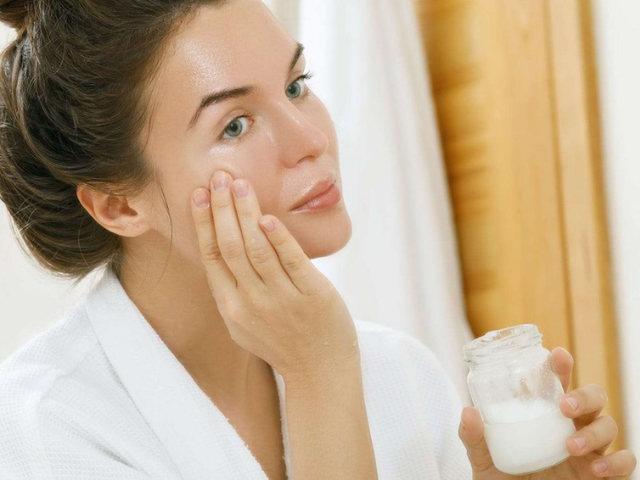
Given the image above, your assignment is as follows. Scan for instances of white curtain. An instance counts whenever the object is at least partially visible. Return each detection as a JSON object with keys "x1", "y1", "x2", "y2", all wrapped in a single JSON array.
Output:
[
  {"x1": 591, "y1": 0, "x2": 640, "y2": 464},
  {"x1": 263, "y1": 0, "x2": 474, "y2": 405}
]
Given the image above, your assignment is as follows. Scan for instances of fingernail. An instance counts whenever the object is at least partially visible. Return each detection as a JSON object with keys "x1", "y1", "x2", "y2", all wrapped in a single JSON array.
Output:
[
  {"x1": 564, "y1": 395, "x2": 579, "y2": 411},
  {"x1": 214, "y1": 172, "x2": 230, "y2": 191},
  {"x1": 593, "y1": 461, "x2": 607, "y2": 474},
  {"x1": 571, "y1": 434, "x2": 587, "y2": 450},
  {"x1": 233, "y1": 180, "x2": 248, "y2": 198},
  {"x1": 193, "y1": 189, "x2": 210, "y2": 209},
  {"x1": 260, "y1": 217, "x2": 275, "y2": 232}
]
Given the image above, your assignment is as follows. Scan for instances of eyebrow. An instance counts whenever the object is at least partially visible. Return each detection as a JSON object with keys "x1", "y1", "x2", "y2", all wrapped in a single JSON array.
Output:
[{"x1": 186, "y1": 42, "x2": 305, "y2": 131}]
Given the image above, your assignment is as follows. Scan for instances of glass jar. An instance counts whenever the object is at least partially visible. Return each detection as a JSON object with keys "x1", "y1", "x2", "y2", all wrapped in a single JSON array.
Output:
[{"x1": 462, "y1": 324, "x2": 576, "y2": 475}]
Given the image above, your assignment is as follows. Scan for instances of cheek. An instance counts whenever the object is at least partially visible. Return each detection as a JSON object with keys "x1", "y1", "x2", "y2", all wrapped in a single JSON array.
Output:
[
  {"x1": 145, "y1": 166, "x2": 204, "y2": 252},
  {"x1": 206, "y1": 149, "x2": 282, "y2": 211},
  {"x1": 160, "y1": 194, "x2": 207, "y2": 267},
  {"x1": 153, "y1": 162, "x2": 279, "y2": 245},
  {"x1": 154, "y1": 190, "x2": 197, "y2": 247}
]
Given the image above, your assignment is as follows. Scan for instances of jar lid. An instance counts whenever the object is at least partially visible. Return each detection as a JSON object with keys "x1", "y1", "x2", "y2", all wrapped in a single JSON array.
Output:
[{"x1": 462, "y1": 324, "x2": 542, "y2": 366}]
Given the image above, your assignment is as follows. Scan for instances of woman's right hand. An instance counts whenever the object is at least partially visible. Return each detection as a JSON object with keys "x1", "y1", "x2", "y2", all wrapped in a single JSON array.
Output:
[{"x1": 190, "y1": 170, "x2": 359, "y2": 382}]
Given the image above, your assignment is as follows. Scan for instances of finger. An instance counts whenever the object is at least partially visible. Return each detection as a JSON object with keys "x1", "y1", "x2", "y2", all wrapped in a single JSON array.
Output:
[
  {"x1": 560, "y1": 383, "x2": 608, "y2": 429},
  {"x1": 591, "y1": 449, "x2": 638, "y2": 478},
  {"x1": 210, "y1": 171, "x2": 263, "y2": 288},
  {"x1": 458, "y1": 406, "x2": 495, "y2": 473},
  {"x1": 551, "y1": 346, "x2": 574, "y2": 393},
  {"x1": 191, "y1": 187, "x2": 236, "y2": 300},
  {"x1": 566, "y1": 415, "x2": 618, "y2": 457},
  {"x1": 230, "y1": 178, "x2": 295, "y2": 292},
  {"x1": 258, "y1": 214, "x2": 325, "y2": 296}
]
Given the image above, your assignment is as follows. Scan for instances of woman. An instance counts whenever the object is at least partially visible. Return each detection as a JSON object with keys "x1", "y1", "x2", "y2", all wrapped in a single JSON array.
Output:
[{"x1": 0, "y1": 0, "x2": 635, "y2": 478}]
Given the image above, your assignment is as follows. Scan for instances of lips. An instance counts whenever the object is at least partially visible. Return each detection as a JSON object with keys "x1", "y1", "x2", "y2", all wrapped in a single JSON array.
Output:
[{"x1": 291, "y1": 174, "x2": 337, "y2": 211}]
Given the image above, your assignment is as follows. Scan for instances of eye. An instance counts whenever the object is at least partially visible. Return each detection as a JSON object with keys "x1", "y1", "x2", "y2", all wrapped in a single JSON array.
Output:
[
  {"x1": 219, "y1": 70, "x2": 316, "y2": 143},
  {"x1": 221, "y1": 115, "x2": 251, "y2": 141},
  {"x1": 286, "y1": 70, "x2": 315, "y2": 100}
]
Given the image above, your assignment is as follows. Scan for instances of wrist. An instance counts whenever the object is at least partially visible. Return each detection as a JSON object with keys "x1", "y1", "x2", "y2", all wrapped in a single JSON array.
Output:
[{"x1": 282, "y1": 353, "x2": 363, "y2": 392}]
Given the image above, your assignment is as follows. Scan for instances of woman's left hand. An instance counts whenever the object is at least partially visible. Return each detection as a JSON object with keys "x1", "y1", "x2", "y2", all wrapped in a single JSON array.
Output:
[{"x1": 458, "y1": 347, "x2": 637, "y2": 479}]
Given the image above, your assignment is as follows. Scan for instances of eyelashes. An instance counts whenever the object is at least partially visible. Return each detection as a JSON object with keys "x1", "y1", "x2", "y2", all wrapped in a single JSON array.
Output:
[
  {"x1": 219, "y1": 70, "x2": 316, "y2": 143},
  {"x1": 288, "y1": 70, "x2": 315, "y2": 97}
]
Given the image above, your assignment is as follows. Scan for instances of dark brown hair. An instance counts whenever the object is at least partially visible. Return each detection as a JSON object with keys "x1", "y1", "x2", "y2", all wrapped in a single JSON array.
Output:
[{"x1": 0, "y1": 0, "x2": 229, "y2": 286}]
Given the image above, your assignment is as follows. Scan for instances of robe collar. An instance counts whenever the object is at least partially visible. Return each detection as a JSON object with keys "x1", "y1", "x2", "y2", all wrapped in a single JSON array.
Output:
[{"x1": 86, "y1": 267, "x2": 290, "y2": 480}]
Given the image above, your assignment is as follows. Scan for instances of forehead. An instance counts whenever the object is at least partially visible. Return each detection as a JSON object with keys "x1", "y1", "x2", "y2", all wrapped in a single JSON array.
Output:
[{"x1": 157, "y1": 1, "x2": 294, "y2": 100}]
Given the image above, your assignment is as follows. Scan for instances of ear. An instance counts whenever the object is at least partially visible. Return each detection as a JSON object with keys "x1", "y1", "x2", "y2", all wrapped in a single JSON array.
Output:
[{"x1": 76, "y1": 184, "x2": 152, "y2": 238}]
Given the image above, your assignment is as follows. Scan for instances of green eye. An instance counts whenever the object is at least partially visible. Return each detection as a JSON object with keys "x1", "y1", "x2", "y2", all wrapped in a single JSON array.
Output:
[
  {"x1": 286, "y1": 71, "x2": 315, "y2": 99},
  {"x1": 287, "y1": 78, "x2": 304, "y2": 99},
  {"x1": 222, "y1": 116, "x2": 249, "y2": 139}
]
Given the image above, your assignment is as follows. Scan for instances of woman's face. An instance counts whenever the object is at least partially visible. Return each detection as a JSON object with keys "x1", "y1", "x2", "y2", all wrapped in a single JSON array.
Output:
[{"x1": 137, "y1": 0, "x2": 351, "y2": 268}]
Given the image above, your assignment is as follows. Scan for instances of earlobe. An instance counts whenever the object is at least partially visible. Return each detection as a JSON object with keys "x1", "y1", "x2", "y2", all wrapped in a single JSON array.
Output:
[{"x1": 76, "y1": 184, "x2": 151, "y2": 238}]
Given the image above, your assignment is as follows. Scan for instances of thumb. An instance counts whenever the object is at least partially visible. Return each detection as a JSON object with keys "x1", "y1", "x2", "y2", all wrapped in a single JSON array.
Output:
[{"x1": 459, "y1": 406, "x2": 495, "y2": 473}]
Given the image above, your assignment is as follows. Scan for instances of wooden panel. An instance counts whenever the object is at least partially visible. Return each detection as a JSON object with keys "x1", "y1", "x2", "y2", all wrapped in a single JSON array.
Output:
[
  {"x1": 547, "y1": 0, "x2": 624, "y2": 450},
  {"x1": 415, "y1": 0, "x2": 571, "y2": 349},
  {"x1": 415, "y1": 0, "x2": 625, "y2": 452}
]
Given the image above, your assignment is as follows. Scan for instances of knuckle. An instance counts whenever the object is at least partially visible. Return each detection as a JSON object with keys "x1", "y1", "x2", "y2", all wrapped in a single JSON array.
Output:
[
  {"x1": 195, "y1": 212, "x2": 213, "y2": 226},
  {"x1": 221, "y1": 239, "x2": 245, "y2": 260},
  {"x1": 571, "y1": 386, "x2": 593, "y2": 404},
  {"x1": 469, "y1": 449, "x2": 495, "y2": 474},
  {"x1": 201, "y1": 242, "x2": 224, "y2": 263},
  {"x1": 220, "y1": 298, "x2": 242, "y2": 320},
  {"x1": 247, "y1": 243, "x2": 273, "y2": 265},
  {"x1": 281, "y1": 253, "x2": 304, "y2": 272},
  {"x1": 212, "y1": 194, "x2": 233, "y2": 209},
  {"x1": 235, "y1": 205, "x2": 253, "y2": 220},
  {"x1": 303, "y1": 276, "x2": 332, "y2": 298},
  {"x1": 572, "y1": 387, "x2": 589, "y2": 406},
  {"x1": 248, "y1": 294, "x2": 269, "y2": 314},
  {"x1": 270, "y1": 231, "x2": 288, "y2": 247}
]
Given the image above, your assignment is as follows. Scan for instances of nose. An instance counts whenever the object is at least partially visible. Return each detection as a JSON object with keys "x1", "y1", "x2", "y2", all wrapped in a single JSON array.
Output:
[{"x1": 267, "y1": 97, "x2": 329, "y2": 168}]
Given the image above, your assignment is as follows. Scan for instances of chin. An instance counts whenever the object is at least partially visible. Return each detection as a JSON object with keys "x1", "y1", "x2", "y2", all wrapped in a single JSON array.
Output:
[{"x1": 292, "y1": 206, "x2": 353, "y2": 260}]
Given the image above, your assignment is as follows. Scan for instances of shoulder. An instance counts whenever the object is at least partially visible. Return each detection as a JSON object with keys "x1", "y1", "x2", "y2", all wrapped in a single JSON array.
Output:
[
  {"x1": 0, "y1": 301, "x2": 102, "y2": 422},
  {"x1": 0, "y1": 303, "x2": 93, "y2": 471},
  {"x1": 352, "y1": 317, "x2": 461, "y2": 418},
  {"x1": 353, "y1": 317, "x2": 442, "y2": 368},
  {"x1": 0, "y1": 301, "x2": 170, "y2": 478},
  {"x1": 0, "y1": 303, "x2": 127, "y2": 473},
  {"x1": 0, "y1": 301, "x2": 99, "y2": 402},
  {"x1": 352, "y1": 318, "x2": 472, "y2": 479}
]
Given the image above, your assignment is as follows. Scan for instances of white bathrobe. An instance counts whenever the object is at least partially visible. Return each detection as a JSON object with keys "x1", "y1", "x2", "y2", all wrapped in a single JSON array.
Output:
[{"x1": 0, "y1": 268, "x2": 472, "y2": 479}]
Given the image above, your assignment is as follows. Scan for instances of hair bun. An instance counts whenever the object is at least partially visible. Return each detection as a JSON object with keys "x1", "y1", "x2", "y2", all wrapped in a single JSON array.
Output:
[{"x1": 0, "y1": 0, "x2": 36, "y2": 31}]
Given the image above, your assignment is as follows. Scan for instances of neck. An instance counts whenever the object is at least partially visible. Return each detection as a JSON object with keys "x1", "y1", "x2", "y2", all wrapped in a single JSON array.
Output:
[{"x1": 117, "y1": 241, "x2": 270, "y2": 401}]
